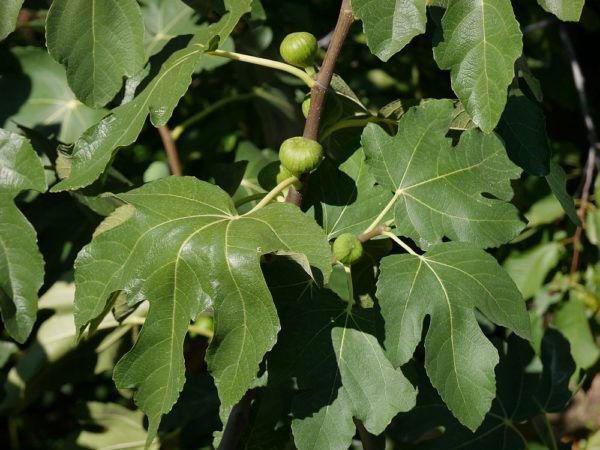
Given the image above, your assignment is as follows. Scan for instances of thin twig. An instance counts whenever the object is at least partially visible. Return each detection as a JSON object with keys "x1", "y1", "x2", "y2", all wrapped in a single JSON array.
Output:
[
  {"x1": 522, "y1": 17, "x2": 556, "y2": 34},
  {"x1": 158, "y1": 125, "x2": 183, "y2": 176},
  {"x1": 217, "y1": 390, "x2": 254, "y2": 450},
  {"x1": 559, "y1": 27, "x2": 599, "y2": 275}
]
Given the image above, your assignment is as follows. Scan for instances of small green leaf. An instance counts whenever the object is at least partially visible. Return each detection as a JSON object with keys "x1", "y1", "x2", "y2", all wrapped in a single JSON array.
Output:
[
  {"x1": 46, "y1": 0, "x2": 146, "y2": 108},
  {"x1": 503, "y1": 242, "x2": 564, "y2": 299},
  {"x1": 73, "y1": 177, "x2": 331, "y2": 445},
  {"x1": 498, "y1": 91, "x2": 551, "y2": 176},
  {"x1": 433, "y1": 0, "x2": 523, "y2": 132},
  {"x1": 546, "y1": 161, "x2": 580, "y2": 225},
  {"x1": 554, "y1": 299, "x2": 600, "y2": 370},
  {"x1": 377, "y1": 242, "x2": 529, "y2": 430},
  {"x1": 0, "y1": 0, "x2": 23, "y2": 41},
  {"x1": 51, "y1": 0, "x2": 252, "y2": 192},
  {"x1": 362, "y1": 100, "x2": 523, "y2": 248},
  {"x1": 537, "y1": 0, "x2": 585, "y2": 22},
  {"x1": 0, "y1": 129, "x2": 47, "y2": 343},
  {"x1": 352, "y1": 0, "x2": 427, "y2": 61}
]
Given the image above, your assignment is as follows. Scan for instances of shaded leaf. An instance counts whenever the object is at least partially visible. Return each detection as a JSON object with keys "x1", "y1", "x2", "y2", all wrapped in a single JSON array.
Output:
[
  {"x1": 0, "y1": 129, "x2": 47, "y2": 343},
  {"x1": 362, "y1": 99, "x2": 523, "y2": 249},
  {"x1": 352, "y1": 0, "x2": 427, "y2": 61},
  {"x1": 377, "y1": 242, "x2": 529, "y2": 430},
  {"x1": 546, "y1": 161, "x2": 580, "y2": 225},
  {"x1": 266, "y1": 261, "x2": 416, "y2": 450},
  {"x1": 433, "y1": 0, "x2": 523, "y2": 132},
  {"x1": 498, "y1": 90, "x2": 551, "y2": 176},
  {"x1": 0, "y1": 341, "x2": 17, "y2": 369},
  {"x1": 73, "y1": 177, "x2": 331, "y2": 445},
  {"x1": 0, "y1": 47, "x2": 106, "y2": 144},
  {"x1": 141, "y1": 0, "x2": 203, "y2": 58},
  {"x1": 391, "y1": 330, "x2": 574, "y2": 449},
  {"x1": 308, "y1": 149, "x2": 393, "y2": 240}
]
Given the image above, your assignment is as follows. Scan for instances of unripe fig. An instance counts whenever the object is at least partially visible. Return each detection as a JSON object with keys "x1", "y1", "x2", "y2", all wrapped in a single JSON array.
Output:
[
  {"x1": 280, "y1": 32, "x2": 318, "y2": 68},
  {"x1": 279, "y1": 137, "x2": 323, "y2": 175},
  {"x1": 333, "y1": 233, "x2": 363, "y2": 265},
  {"x1": 276, "y1": 165, "x2": 303, "y2": 189}
]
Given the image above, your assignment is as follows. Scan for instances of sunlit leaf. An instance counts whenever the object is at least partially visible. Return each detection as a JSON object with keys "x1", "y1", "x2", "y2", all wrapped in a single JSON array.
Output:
[
  {"x1": 377, "y1": 242, "x2": 529, "y2": 430},
  {"x1": 47, "y1": 0, "x2": 145, "y2": 107},
  {"x1": 73, "y1": 177, "x2": 331, "y2": 445},
  {"x1": 433, "y1": 0, "x2": 523, "y2": 132}
]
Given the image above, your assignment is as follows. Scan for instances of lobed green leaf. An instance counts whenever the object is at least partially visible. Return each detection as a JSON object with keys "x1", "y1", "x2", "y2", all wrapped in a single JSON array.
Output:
[
  {"x1": 433, "y1": 0, "x2": 523, "y2": 132},
  {"x1": 377, "y1": 242, "x2": 530, "y2": 430},
  {"x1": 73, "y1": 176, "x2": 331, "y2": 446},
  {"x1": 362, "y1": 99, "x2": 524, "y2": 248}
]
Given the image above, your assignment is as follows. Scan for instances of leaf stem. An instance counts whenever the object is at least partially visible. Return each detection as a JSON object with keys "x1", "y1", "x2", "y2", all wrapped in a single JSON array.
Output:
[
  {"x1": 344, "y1": 265, "x2": 354, "y2": 312},
  {"x1": 320, "y1": 115, "x2": 398, "y2": 141},
  {"x1": 157, "y1": 125, "x2": 183, "y2": 176},
  {"x1": 234, "y1": 193, "x2": 267, "y2": 208},
  {"x1": 207, "y1": 50, "x2": 316, "y2": 88},
  {"x1": 383, "y1": 231, "x2": 418, "y2": 256},
  {"x1": 364, "y1": 191, "x2": 400, "y2": 234},
  {"x1": 246, "y1": 177, "x2": 298, "y2": 214}
]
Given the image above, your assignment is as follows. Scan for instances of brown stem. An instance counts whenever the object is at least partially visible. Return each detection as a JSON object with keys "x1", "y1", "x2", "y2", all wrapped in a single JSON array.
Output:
[
  {"x1": 303, "y1": 0, "x2": 354, "y2": 141},
  {"x1": 217, "y1": 390, "x2": 254, "y2": 450},
  {"x1": 285, "y1": 0, "x2": 354, "y2": 208},
  {"x1": 559, "y1": 27, "x2": 598, "y2": 275},
  {"x1": 358, "y1": 225, "x2": 387, "y2": 243},
  {"x1": 158, "y1": 125, "x2": 183, "y2": 176},
  {"x1": 353, "y1": 418, "x2": 378, "y2": 450}
]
